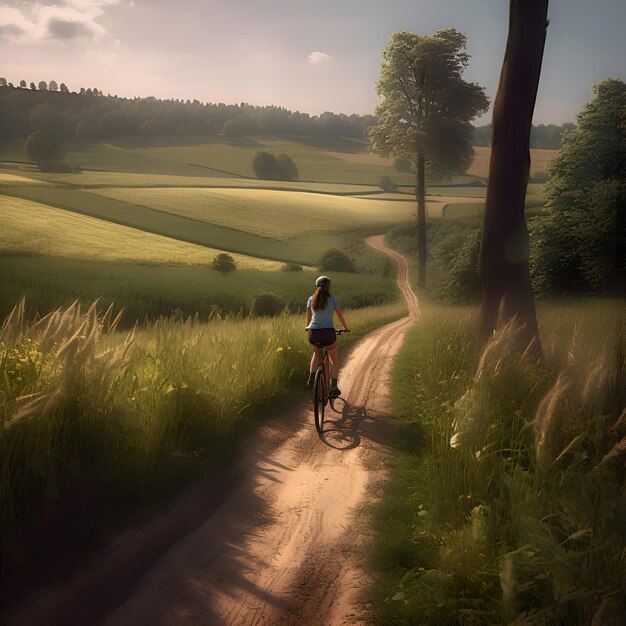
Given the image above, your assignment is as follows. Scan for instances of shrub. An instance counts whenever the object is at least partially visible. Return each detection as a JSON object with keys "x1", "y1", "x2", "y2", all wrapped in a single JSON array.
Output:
[
  {"x1": 39, "y1": 160, "x2": 72, "y2": 173},
  {"x1": 211, "y1": 253, "x2": 236, "y2": 274},
  {"x1": 394, "y1": 156, "x2": 412, "y2": 172},
  {"x1": 250, "y1": 292, "x2": 284, "y2": 317},
  {"x1": 24, "y1": 131, "x2": 61, "y2": 165},
  {"x1": 252, "y1": 151, "x2": 299, "y2": 180},
  {"x1": 276, "y1": 154, "x2": 298, "y2": 180},
  {"x1": 379, "y1": 175, "x2": 397, "y2": 192},
  {"x1": 318, "y1": 249, "x2": 355, "y2": 273},
  {"x1": 252, "y1": 151, "x2": 281, "y2": 179},
  {"x1": 281, "y1": 262, "x2": 303, "y2": 272}
]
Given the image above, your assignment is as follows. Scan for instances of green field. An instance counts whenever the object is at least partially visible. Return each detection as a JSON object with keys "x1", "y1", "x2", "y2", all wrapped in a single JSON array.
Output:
[
  {"x1": 91, "y1": 187, "x2": 417, "y2": 238},
  {"x1": 0, "y1": 195, "x2": 284, "y2": 269}
]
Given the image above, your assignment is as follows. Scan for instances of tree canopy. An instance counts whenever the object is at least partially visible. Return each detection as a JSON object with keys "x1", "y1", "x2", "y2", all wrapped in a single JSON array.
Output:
[
  {"x1": 369, "y1": 28, "x2": 488, "y2": 286},
  {"x1": 24, "y1": 130, "x2": 61, "y2": 164},
  {"x1": 252, "y1": 151, "x2": 298, "y2": 181},
  {"x1": 530, "y1": 78, "x2": 626, "y2": 294}
]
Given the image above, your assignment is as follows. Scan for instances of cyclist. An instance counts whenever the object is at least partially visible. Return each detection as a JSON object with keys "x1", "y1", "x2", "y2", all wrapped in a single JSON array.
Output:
[{"x1": 305, "y1": 275, "x2": 350, "y2": 398}]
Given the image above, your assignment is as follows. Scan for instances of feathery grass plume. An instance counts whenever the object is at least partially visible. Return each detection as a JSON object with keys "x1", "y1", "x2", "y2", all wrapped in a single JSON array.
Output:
[
  {"x1": 598, "y1": 433, "x2": 626, "y2": 468},
  {"x1": 533, "y1": 373, "x2": 571, "y2": 469},
  {"x1": 450, "y1": 317, "x2": 534, "y2": 451}
]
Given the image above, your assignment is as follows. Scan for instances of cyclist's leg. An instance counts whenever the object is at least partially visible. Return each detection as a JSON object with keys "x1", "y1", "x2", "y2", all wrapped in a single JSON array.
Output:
[
  {"x1": 326, "y1": 343, "x2": 338, "y2": 379},
  {"x1": 309, "y1": 344, "x2": 322, "y2": 384}
]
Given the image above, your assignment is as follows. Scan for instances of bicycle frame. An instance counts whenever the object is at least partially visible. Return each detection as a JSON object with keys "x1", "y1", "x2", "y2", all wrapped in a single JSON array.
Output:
[{"x1": 311, "y1": 329, "x2": 347, "y2": 435}]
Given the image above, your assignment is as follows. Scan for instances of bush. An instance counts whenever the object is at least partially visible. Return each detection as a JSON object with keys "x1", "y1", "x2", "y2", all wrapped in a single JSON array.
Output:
[
  {"x1": 39, "y1": 160, "x2": 71, "y2": 173},
  {"x1": 276, "y1": 153, "x2": 298, "y2": 181},
  {"x1": 250, "y1": 292, "x2": 284, "y2": 317},
  {"x1": 252, "y1": 151, "x2": 298, "y2": 180},
  {"x1": 24, "y1": 130, "x2": 61, "y2": 165},
  {"x1": 252, "y1": 151, "x2": 281, "y2": 179},
  {"x1": 281, "y1": 262, "x2": 303, "y2": 272},
  {"x1": 379, "y1": 175, "x2": 397, "y2": 192},
  {"x1": 211, "y1": 253, "x2": 236, "y2": 274},
  {"x1": 318, "y1": 249, "x2": 355, "y2": 273},
  {"x1": 394, "y1": 157, "x2": 412, "y2": 172}
]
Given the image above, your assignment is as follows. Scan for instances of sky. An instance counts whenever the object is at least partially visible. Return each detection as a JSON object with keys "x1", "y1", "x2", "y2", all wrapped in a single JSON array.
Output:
[{"x1": 1, "y1": 0, "x2": 625, "y2": 125}]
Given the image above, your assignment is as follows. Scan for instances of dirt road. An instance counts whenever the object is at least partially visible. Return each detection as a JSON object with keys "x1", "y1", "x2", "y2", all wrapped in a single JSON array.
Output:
[{"x1": 3, "y1": 235, "x2": 418, "y2": 626}]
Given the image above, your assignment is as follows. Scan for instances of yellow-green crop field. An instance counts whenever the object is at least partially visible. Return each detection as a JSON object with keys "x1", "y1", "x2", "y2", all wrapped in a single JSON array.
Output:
[
  {"x1": 92, "y1": 187, "x2": 417, "y2": 238},
  {"x1": 23, "y1": 170, "x2": 380, "y2": 194},
  {"x1": 0, "y1": 172, "x2": 48, "y2": 185},
  {"x1": 0, "y1": 195, "x2": 283, "y2": 269},
  {"x1": 468, "y1": 146, "x2": 558, "y2": 178}
]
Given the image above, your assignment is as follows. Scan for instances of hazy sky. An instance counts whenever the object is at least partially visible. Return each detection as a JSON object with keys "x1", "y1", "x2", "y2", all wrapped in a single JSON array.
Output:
[{"x1": 1, "y1": 0, "x2": 625, "y2": 124}]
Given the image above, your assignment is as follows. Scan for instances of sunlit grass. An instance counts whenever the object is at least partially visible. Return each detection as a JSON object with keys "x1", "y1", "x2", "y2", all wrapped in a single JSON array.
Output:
[
  {"x1": 0, "y1": 172, "x2": 47, "y2": 185},
  {"x1": 370, "y1": 298, "x2": 625, "y2": 624},
  {"x1": 92, "y1": 187, "x2": 417, "y2": 239},
  {"x1": 0, "y1": 298, "x2": 406, "y2": 569},
  {"x1": 0, "y1": 195, "x2": 285, "y2": 269}
]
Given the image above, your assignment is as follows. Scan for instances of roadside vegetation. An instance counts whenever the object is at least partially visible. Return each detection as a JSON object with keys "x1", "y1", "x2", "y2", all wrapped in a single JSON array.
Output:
[
  {"x1": 369, "y1": 299, "x2": 625, "y2": 624},
  {"x1": 0, "y1": 298, "x2": 406, "y2": 576}
]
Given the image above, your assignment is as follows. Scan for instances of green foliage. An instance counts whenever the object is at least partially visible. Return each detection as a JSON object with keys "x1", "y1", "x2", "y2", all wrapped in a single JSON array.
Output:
[
  {"x1": 250, "y1": 292, "x2": 284, "y2": 317},
  {"x1": 252, "y1": 151, "x2": 282, "y2": 179},
  {"x1": 211, "y1": 252, "x2": 237, "y2": 274},
  {"x1": 252, "y1": 151, "x2": 298, "y2": 180},
  {"x1": 378, "y1": 175, "x2": 397, "y2": 192},
  {"x1": 393, "y1": 156, "x2": 412, "y2": 172},
  {"x1": 0, "y1": 256, "x2": 398, "y2": 324},
  {"x1": 24, "y1": 130, "x2": 61, "y2": 164},
  {"x1": 369, "y1": 28, "x2": 489, "y2": 180},
  {"x1": 222, "y1": 114, "x2": 260, "y2": 139},
  {"x1": 370, "y1": 301, "x2": 626, "y2": 624},
  {"x1": 276, "y1": 153, "x2": 298, "y2": 180},
  {"x1": 318, "y1": 248, "x2": 355, "y2": 273},
  {"x1": 531, "y1": 78, "x2": 626, "y2": 295},
  {"x1": 0, "y1": 299, "x2": 405, "y2": 570}
]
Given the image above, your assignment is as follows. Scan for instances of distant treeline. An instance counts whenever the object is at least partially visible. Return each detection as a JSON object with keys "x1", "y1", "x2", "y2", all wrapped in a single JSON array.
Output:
[
  {"x1": 0, "y1": 82, "x2": 573, "y2": 147},
  {"x1": 0, "y1": 83, "x2": 375, "y2": 142},
  {"x1": 472, "y1": 122, "x2": 575, "y2": 149}
]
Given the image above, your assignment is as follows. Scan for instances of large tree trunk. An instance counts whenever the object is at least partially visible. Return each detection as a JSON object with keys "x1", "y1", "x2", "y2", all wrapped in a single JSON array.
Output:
[
  {"x1": 479, "y1": 0, "x2": 548, "y2": 352},
  {"x1": 416, "y1": 151, "x2": 427, "y2": 287}
]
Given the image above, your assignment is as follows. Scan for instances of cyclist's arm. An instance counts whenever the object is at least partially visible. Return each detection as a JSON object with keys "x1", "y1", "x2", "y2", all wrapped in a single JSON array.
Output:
[
  {"x1": 335, "y1": 307, "x2": 350, "y2": 332},
  {"x1": 306, "y1": 306, "x2": 312, "y2": 329}
]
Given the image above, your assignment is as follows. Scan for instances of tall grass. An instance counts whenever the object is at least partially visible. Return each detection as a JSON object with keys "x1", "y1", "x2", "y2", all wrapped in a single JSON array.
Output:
[
  {"x1": 0, "y1": 298, "x2": 406, "y2": 574},
  {"x1": 370, "y1": 299, "x2": 625, "y2": 625}
]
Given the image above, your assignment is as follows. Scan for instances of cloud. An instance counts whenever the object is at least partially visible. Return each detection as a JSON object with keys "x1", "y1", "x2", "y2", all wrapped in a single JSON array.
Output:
[
  {"x1": 48, "y1": 17, "x2": 97, "y2": 40},
  {"x1": 308, "y1": 51, "x2": 333, "y2": 64},
  {"x1": 0, "y1": 1, "x2": 129, "y2": 42}
]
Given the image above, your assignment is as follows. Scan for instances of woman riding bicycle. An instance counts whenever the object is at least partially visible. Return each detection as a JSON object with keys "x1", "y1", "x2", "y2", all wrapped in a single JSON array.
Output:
[{"x1": 305, "y1": 275, "x2": 350, "y2": 398}]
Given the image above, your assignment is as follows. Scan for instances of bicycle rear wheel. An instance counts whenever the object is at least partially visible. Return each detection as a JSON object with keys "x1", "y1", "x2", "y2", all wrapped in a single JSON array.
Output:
[{"x1": 313, "y1": 367, "x2": 326, "y2": 434}]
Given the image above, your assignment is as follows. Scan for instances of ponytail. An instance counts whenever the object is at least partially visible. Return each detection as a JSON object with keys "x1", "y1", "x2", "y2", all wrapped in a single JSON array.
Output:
[{"x1": 311, "y1": 285, "x2": 329, "y2": 310}]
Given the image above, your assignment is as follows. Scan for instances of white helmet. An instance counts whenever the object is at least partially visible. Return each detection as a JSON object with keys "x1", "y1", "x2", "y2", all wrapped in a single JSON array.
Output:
[{"x1": 315, "y1": 275, "x2": 331, "y2": 288}]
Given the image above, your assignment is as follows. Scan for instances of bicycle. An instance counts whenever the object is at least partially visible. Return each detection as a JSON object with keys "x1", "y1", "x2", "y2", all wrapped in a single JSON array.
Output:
[{"x1": 312, "y1": 329, "x2": 349, "y2": 434}]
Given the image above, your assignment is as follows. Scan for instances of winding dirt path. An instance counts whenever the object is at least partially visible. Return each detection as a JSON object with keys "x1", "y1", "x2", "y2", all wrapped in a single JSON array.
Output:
[{"x1": 2, "y1": 235, "x2": 418, "y2": 626}]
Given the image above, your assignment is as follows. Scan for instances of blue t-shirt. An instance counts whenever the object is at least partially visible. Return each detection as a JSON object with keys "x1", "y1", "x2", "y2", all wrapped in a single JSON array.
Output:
[{"x1": 307, "y1": 295, "x2": 340, "y2": 329}]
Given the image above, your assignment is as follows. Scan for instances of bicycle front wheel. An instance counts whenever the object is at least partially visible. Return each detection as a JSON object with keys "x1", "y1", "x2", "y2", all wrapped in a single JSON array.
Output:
[{"x1": 313, "y1": 368, "x2": 326, "y2": 434}]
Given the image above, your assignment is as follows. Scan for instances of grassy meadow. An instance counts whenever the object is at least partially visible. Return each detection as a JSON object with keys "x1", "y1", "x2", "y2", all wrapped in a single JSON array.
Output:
[
  {"x1": 369, "y1": 298, "x2": 625, "y2": 624},
  {"x1": 0, "y1": 299, "x2": 406, "y2": 571}
]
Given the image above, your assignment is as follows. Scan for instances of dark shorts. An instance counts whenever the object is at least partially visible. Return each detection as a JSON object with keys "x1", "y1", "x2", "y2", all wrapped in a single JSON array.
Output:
[{"x1": 308, "y1": 328, "x2": 336, "y2": 346}]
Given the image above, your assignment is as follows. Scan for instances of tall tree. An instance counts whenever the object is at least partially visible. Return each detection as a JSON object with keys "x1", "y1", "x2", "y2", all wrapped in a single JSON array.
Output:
[
  {"x1": 479, "y1": 0, "x2": 549, "y2": 350},
  {"x1": 37, "y1": 81, "x2": 48, "y2": 91},
  {"x1": 370, "y1": 29, "x2": 488, "y2": 287}
]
